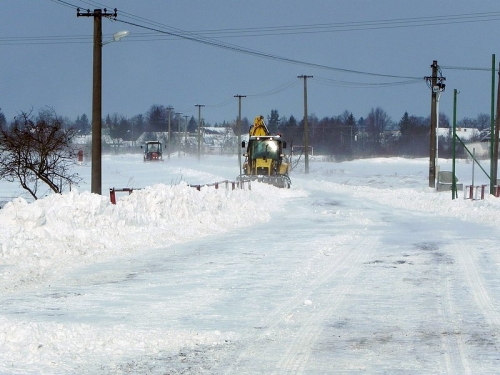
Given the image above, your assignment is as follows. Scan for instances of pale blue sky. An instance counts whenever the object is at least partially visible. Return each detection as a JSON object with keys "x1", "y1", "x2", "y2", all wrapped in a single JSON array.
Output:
[{"x1": 2, "y1": 0, "x2": 500, "y2": 125}]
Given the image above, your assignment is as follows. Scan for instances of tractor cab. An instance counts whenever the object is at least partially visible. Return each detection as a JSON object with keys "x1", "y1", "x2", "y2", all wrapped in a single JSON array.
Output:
[{"x1": 143, "y1": 141, "x2": 163, "y2": 161}]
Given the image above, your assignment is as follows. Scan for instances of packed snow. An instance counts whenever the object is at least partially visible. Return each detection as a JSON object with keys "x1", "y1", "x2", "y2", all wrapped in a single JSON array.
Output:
[{"x1": 1, "y1": 154, "x2": 500, "y2": 374}]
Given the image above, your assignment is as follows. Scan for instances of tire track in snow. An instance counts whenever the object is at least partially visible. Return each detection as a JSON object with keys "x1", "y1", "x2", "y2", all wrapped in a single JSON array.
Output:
[
  {"x1": 445, "y1": 238, "x2": 500, "y2": 373},
  {"x1": 223, "y1": 230, "x2": 370, "y2": 375},
  {"x1": 455, "y1": 240, "x2": 500, "y2": 325},
  {"x1": 456, "y1": 243, "x2": 500, "y2": 325},
  {"x1": 274, "y1": 235, "x2": 371, "y2": 374},
  {"x1": 437, "y1": 255, "x2": 470, "y2": 374}
]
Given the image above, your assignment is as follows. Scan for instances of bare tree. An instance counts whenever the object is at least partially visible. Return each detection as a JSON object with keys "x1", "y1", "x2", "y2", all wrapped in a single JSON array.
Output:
[
  {"x1": 220, "y1": 126, "x2": 236, "y2": 154},
  {"x1": 476, "y1": 113, "x2": 490, "y2": 130},
  {"x1": 0, "y1": 109, "x2": 81, "y2": 200},
  {"x1": 365, "y1": 107, "x2": 392, "y2": 153}
]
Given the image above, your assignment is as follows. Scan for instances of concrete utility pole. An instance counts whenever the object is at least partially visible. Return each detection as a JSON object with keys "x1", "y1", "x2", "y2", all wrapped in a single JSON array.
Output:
[
  {"x1": 166, "y1": 106, "x2": 173, "y2": 160},
  {"x1": 195, "y1": 104, "x2": 205, "y2": 161},
  {"x1": 493, "y1": 62, "x2": 500, "y2": 189},
  {"x1": 490, "y1": 55, "x2": 496, "y2": 194},
  {"x1": 77, "y1": 8, "x2": 118, "y2": 195},
  {"x1": 428, "y1": 62, "x2": 438, "y2": 188},
  {"x1": 298, "y1": 75, "x2": 313, "y2": 174},
  {"x1": 234, "y1": 95, "x2": 246, "y2": 176},
  {"x1": 425, "y1": 61, "x2": 445, "y2": 188}
]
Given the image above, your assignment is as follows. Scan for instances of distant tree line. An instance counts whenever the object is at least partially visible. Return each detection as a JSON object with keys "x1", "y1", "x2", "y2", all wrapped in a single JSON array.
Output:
[
  {"x1": 0, "y1": 104, "x2": 492, "y2": 161},
  {"x1": 258, "y1": 108, "x2": 489, "y2": 161}
]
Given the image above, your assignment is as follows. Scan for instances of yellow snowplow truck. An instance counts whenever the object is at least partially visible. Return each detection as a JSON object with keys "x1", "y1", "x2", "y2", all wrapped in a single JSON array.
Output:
[{"x1": 238, "y1": 115, "x2": 291, "y2": 188}]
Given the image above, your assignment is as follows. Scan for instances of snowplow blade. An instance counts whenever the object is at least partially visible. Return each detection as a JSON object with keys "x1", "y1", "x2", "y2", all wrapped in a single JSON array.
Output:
[{"x1": 238, "y1": 174, "x2": 291, "y2": 189}]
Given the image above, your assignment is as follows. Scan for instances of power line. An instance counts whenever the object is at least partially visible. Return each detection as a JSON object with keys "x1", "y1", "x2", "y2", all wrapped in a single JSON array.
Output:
[
  {"x1": 115, "y1": 18, "x2": 422, "y2": 80},
  {"x1": 48, "y1": 0, "x2": 80, "y2": 9},
  {"x1": 176, "y1": 79, "x2": 302, "y2": 114},
  {"x1": 313, "y1": 76, "x2": 423, "y2": 88},
  {"x1": 48, "y1": 0, "x2": 500, "y2": 36},
  {"x1": 159, "y1": 12, "x2": 500, "y2": 38},
  {"x1": 246, "y1": 79, "x2": 301, "y2": 98},
  {"x1": 441, "y1": 65, "x2": 498, "y2": 72},
  {"x1": 0, "y1": 35, "x2": 91, "y2": 45},
  {"x1": 40, "y1": 1, "x2": 499, "y2": 78}
]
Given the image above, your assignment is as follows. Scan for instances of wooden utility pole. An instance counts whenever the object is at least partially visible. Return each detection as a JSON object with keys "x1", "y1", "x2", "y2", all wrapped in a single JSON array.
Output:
[
  {"x1": 77, "y1": 8, "x2": 118, "y2": 194},
  {"x1": 183, "y1": 115, "x2": 189, "y2": 151},
  {"x1": 175, "y1": 112, "x2": 183, "y2": 157},
  {"x1": 195, "y1": 104, "x2": 205, "y2": 161},
  {"x1": 234, "y1": 95, "x2": 246, "y2": 176},
  {"x1": 91, "y1": 10, "x2": 103, "y2": 193},
  {"x1": 166, "y1": 106, "x2": 173, "y2": 160},
  {"x1": 298, "y1": 75, "x2": 313, "y2": 174}
]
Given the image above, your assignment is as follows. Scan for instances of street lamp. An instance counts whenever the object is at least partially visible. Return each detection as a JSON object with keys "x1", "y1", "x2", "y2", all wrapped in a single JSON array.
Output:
[
  {"x1": 78, "y1": 8, "x2": 129, "y2": 195},
  {"x1": 103, "y1": 30, "x2": 130, "y2": 45}
]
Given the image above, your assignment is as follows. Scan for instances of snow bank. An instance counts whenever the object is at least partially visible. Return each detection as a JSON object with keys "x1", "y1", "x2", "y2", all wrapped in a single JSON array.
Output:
[
  {"x1": 0, "y1": 182, "x2": 306, "y2": 292},
  {"x1": 303, "y1": 178, "x2": 500, "y2": 229},
  {"x1": 0, "y1": 169, "x2": 308, "y2": 373},
  {"x1": 0, "y1": 315, "x2": 234, "y2": 374}
]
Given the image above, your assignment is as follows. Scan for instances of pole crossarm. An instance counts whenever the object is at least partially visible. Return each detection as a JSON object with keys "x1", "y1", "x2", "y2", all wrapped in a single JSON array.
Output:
[{"x1": 77, "y1": 8, "x2": 117, "y2": 19}]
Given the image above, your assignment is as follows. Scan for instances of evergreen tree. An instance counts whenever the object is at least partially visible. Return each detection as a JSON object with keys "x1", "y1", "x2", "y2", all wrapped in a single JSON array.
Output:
[
  {"x1": 185, "y1": 116, "x2": 195, "y2": 133},
  {"x1": 147, "y1": 105, "x2": 167, "y2": 132},
  {"x1": 267, "y1": 109, "x2": 280, "y2": 134},
  {"x1": 397, "y1": 112, "x2": 428, "y2": 156},
  {"x1": 74, "y1": 114, "x2": 90, "y2": 135},
  {"x1": 0, "y1": 109, "x2": 6, "y2": 129},
  {"x1": 130, "y1": 114, "x2": 145, "y2": 142},
  {"x1": 241, "y1": 117, "x2": 250, "y2": 134}
]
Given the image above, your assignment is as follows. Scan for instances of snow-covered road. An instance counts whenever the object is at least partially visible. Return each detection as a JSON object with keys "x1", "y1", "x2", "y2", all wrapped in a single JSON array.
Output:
[{"x1": 1, "y1": 155, "x2": 500, "y2": 374}]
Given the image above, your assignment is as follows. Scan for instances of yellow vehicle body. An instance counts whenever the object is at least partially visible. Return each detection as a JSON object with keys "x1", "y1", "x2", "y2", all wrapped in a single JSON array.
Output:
[
  {"x1": 239, "y1": 116, "x2": 291, "y2": 188},
  {"x1": 248, "y1": 115, "x2": 269, "y2": 136}
]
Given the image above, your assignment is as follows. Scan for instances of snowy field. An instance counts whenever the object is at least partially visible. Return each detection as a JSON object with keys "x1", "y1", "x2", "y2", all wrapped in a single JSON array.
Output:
[{"x1": 1, "y1": 153, "x2": 500, "y2": 374}]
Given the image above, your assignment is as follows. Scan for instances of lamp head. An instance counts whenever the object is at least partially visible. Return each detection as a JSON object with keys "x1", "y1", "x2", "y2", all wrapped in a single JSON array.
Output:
[{"x1": 113, "y1": 30, "x2": 130, "y2": 42}]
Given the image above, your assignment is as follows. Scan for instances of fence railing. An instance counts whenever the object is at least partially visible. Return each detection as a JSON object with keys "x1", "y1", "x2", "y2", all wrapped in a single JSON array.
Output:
[
  {"x1": 188, "y1": 179, "x2": 251, "y2": 191},
  {"x1": 109, "y1": 178, "x2": 252, "y2": 204}
]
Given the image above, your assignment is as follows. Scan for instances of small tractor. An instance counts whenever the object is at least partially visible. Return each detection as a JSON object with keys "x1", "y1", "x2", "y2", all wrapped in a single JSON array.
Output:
[
  {"x1": 238, "y1": 115, "x2": 291, "y2": 188},
  {"x1": 143, "y1": 141, "x2": 163, "y2": 161}
]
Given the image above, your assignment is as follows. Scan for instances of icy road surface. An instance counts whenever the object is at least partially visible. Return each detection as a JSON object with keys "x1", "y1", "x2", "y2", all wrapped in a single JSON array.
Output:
[{"x1": 1, "y1": 155, "x2": 500, "y2": 374}]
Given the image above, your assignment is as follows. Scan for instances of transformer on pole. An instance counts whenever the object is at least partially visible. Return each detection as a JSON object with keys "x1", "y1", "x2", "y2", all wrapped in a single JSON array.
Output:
[{"x1": 425, "y1": 61, "x2": 445, "y2": 188}]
